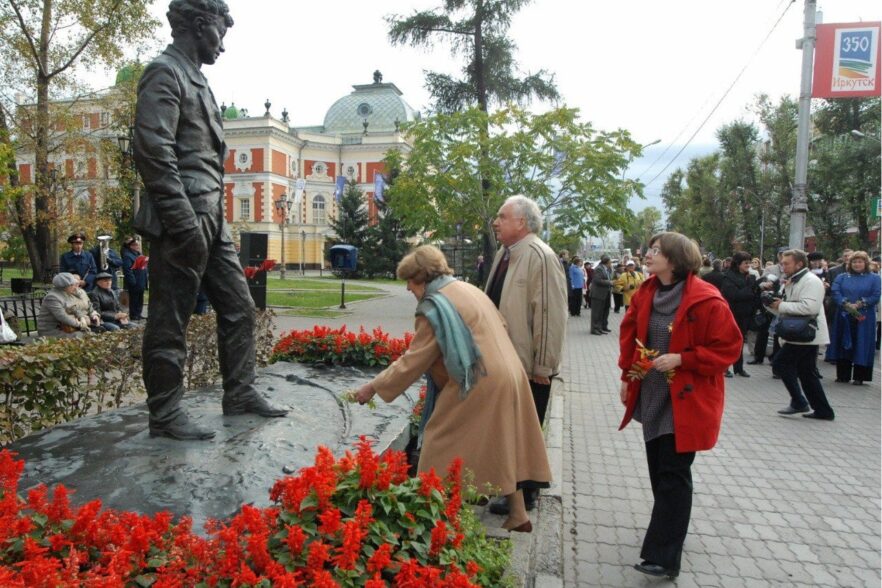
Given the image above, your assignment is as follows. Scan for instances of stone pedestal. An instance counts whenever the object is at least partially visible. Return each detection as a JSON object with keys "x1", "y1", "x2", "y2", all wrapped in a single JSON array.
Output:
[{"x1": 8, "y1": 361, "x2": 417, "y2": 532}]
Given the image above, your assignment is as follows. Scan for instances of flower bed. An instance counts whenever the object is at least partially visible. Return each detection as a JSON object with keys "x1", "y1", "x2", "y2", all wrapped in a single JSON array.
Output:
[
  {"x1": 0, "y1": 436, "x2": 510, "y2": 586},
  {"x1": 272, "y1": 325, "x2": 414, "y2": 367}
]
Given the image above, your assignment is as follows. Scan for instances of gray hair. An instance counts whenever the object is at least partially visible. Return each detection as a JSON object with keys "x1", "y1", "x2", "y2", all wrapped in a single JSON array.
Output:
[
  {"x1": 782, "y1": 249, "x2": 808, "y2": 268},
  {"x1": 504, "y1": 195, "x2": 543, "y2": 234},
  {"x1": 52, "y1": 272, "x2": 79, "y2": 289}
]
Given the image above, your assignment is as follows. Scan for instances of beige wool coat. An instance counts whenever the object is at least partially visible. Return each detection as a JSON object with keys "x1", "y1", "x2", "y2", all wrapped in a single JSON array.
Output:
[{"x1": 371, "y1": 280, "x2": 552, "y2": 496}]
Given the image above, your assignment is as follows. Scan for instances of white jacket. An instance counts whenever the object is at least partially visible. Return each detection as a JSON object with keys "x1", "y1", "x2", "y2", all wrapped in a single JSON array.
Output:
[{"x1": 769, "y1": 268, "x2": 829, "y2": 346}]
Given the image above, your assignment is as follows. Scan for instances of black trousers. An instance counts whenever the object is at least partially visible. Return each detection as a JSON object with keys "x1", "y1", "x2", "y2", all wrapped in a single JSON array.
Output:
[
  {"x1": 752, "y1": 314, "x2": 778, "y2": 361},
  {"x1": 530, "y1": 379, "x2": 551, "y2": 426},
  {"x1": 568, "y1": 289, "x2": 583, "y2": 316},
  {"x1": 127, "y1": 288, "x2": 145, "y2": 320},
  {"x1": 836, "y1": 360, "x2": 873, "y2": 383},
  {"x1": 772, "y1": 344, "x2": 834, "y2": 418},
  {"x1": 641, "y1": 434, "x2": 695, "y2": 571},
  {"x1": 143, "y1": 203, "x2": 257, "y2": 428},
  {"x1": 590, "y1": 294, "x2": 610, "y2": 331},
  {"x1": 613, "y1": 292, "x2": 624, "y2": 312}
]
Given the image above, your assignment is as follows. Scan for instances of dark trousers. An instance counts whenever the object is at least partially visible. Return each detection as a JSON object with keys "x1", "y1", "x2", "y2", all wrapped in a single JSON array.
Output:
[
  {"x1": 836, "y1": 360, "x2": 873, "y2": 383},
  {"x1": 590, "y1": 294, "x2": 610, "y2": 331},
  {"x1": 530, "y1": 379, "x2": 551, "y2": 426},
  {"x1": 143, "y1": 203, "x2": 257, "y2": 428},
  {"x1": 641, "y1": 434, "x2": 695, "y2": 571},
  {"x1": 568, "y1": 289, "x2": 583, "y2": 316},
  {"x1": 772, "y1": 344, "x2": 834, "y2": 418},
  {"x1": 127, "y1": 288, "x2": 145, "y2": 320},
  {"x1": 613, "y1": 292, "x2": 624, "y2": 312}
]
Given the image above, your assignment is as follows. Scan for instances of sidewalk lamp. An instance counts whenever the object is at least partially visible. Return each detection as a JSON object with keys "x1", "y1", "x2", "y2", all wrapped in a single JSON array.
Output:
[
  {"x1": 274, "y1": 193, "x2": 293, "y2": 280},
  {"x1": 117, "y1": 126, "x2": 140, "y2": 217}
]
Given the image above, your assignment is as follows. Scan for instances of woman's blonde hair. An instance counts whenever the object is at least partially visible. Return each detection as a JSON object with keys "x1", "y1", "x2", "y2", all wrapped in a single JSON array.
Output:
[
  {"x1": 649, "y1": 232, "x2": 703, "y2": 279},
  {"x1": 396, "y1": 245, "x2": 453, "y2": 283},
  {"x1": 848, "y1": 251, "x2": 871, "y2": 274}
]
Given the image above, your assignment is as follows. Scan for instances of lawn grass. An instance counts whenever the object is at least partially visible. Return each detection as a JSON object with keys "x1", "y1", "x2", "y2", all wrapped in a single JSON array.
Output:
[
  {"x1": 275, "y1": 308, "x2": 347, "y2": 318},
  {"x1": 265, "y1": 290, "x2": 380, "y2": 309},
  {"x1": 265, "y1": 276, "x2": 381, "y2": 292}
]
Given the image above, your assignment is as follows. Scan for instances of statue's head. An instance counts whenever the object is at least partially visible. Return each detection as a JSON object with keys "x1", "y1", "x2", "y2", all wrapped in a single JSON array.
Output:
[{"x1": 167, "y1": 0, "x2": 234, "y2": 65}]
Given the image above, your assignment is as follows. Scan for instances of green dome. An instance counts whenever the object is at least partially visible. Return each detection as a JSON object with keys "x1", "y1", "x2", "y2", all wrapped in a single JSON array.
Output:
[
  {"x1": 114, "y1": 63, "x2": 141, "y2": 86},
  {"x1": 223, "y1": 103, "x2": 240, "y2": 120},
  {"x1": 323, "y1": 80, "x2": 418, "y2": 133}
]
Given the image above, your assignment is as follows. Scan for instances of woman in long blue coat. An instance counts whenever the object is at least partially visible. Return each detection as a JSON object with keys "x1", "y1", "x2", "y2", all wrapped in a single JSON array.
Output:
[{"x1": 826, "y1": 251, "x2": 881, "y2": 385}]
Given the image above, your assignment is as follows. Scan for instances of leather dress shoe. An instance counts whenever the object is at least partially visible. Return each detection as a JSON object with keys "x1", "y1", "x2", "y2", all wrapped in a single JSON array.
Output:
[
  {"x1": 725, "y1": 370, "x2": 733, "y2": 378},
  {"x1": 601, "y1": 329, "x2": 612, "y2": 333},
  {"x1": 507, "y1": 520, "x2": 532, "y2": 533},
  {"x1": 223, "y1": 393, "x2": 288, "y2": 417},
  {"x1": 488, "y1": 494, "x2": 536, "y2": 515},
  {"x1": 150, "y1": 420, "x2": 215, "y2": 441},
  {"x1": 591, "y1": 329, "x2": 604, "y2": 335},
  {"x1": 834, "y1": 378, "x2": 849, "y2": 383},
  {"x1": 634, "y1": 562, "x2": 679, "y2": 579},
  {"x1": 735, "y1": 370, "x2": 750, "y2": 378},
  {"x1": 777, "y1": 405, "x2": 810, "y2": 415},
  {"x1": 802, "y1": 412, "x2": 834, "y2": 421},
  {"x1": 746, "y1": 358, "x2": 764, "y2": 365}
]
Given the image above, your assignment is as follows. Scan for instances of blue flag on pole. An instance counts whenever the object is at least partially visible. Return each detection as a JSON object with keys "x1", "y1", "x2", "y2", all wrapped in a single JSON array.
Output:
[
  {"x1": 335, "y1": 176, "x2": 346, "y2": 203},
  {"x1": 374, "y1": 172, "x2": 385, "y2": 203}
]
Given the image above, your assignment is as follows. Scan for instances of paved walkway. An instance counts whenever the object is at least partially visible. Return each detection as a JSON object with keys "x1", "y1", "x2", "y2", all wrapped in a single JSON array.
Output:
[
  {"x1": 560, "y1": 309, "x2": 881, "y2": 587},
  {"x1": 270, "y1": 282, "x2": 881, "y2": 586}
]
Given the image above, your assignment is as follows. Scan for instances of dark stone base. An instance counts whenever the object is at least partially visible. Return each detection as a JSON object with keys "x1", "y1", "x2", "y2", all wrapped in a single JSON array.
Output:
[{"x1": 8, "y1": 361, "x2": 416, "y2": 532}]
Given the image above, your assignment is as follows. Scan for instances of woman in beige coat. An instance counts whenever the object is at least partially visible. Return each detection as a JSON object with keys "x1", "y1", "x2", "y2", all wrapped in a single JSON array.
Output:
[
  {"x1": 37, "y1": 272, "x2": 100, "y2": 338},
  {"x1": 356, "y1": 246, "x2": 552, "y2": 532}
]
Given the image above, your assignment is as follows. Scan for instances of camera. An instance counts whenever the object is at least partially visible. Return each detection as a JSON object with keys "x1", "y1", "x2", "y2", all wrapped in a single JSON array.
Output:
[{"x1": 761, "y1": 291, "x2": 782, "y2": 307}]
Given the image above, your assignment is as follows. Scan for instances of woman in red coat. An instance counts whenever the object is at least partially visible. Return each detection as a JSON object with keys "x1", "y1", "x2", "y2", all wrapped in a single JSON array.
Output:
[{"x1": 618, "y1": 232, "x2": 742, "y2": 579}]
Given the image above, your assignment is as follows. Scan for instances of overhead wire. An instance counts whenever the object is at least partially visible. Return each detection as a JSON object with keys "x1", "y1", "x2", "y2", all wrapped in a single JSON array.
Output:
[{"x1": 641, "y1": 0, "x2": 798, "y2": 189}]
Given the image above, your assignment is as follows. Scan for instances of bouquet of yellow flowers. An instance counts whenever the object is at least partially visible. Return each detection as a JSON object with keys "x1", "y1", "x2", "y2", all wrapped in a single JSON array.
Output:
[{"x1": 627, "y1": 339, "x2": 675, "y2": 384}]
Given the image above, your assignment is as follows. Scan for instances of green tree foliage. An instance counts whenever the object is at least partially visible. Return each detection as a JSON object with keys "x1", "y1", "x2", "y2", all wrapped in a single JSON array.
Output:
[
  {"x1": 622, "y1": 206, "x2": 663, "y2": 253},
  {"x1": 384, "y1": 106, "x2": 642, "y2": 251},
  {"x1": 546, "y1": 225, "x2": 582, "y2": 258},
  {"x1": 328, "y1": 180, "x2": 370, "y2": 273},
  {"x1": 662, "y1": 95, "x2": 880, "y2": 260},
  {"x1": 0, "y1": 0, "x2": 158, "y2": 280},
  {"x1": 386, "y1": 0, "x2": 558, "y2": 114},
  {"x1": 809, "y1": 97, "x2": 880, "y2": 255}
]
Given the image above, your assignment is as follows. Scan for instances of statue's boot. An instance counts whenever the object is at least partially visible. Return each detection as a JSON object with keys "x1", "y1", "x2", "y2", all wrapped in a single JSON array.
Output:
[
  {"x1": 149, "y1": 413, "x2": 216, "y2": 440},
  {"x1": 222, "y1": 392, "x2": 288, "y2": 417}
]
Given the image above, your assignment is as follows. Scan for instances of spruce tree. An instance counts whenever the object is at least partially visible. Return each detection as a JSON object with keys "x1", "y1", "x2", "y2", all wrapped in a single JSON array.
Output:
[{"x1": 328, "y1": 180, "x2": 370, "y2": 275}]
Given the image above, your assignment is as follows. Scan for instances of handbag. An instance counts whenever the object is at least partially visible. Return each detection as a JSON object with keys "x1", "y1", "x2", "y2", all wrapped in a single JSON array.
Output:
[
  {"x1": 749, "y1": 309, "x2": 770, "y2": 331},
  {"x1": 777, "y1": 316, "x2": 818, "y2": 342},
  {"x1": 0, "y1": 310, "x2": 17, "y2": 343}
]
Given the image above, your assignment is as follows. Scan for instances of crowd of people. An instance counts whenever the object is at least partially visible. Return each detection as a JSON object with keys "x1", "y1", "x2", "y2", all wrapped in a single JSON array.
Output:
[{"x1": 36, "y1": 232, "x2": 149, "y2": 338}]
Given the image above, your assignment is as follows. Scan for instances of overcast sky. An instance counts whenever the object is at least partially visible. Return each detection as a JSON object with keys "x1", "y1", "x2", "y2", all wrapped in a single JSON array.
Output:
[{"x1": 91, "y1": 0, "x2": 879, "y2": 212}]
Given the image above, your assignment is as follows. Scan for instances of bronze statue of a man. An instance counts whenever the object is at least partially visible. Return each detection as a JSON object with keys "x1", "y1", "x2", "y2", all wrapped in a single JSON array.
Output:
[{"x1": 133, "y1": 0, "x2": 287, "y2": 440}]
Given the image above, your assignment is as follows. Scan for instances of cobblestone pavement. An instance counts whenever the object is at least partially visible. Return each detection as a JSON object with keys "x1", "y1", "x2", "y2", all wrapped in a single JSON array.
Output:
[{"x1": 560, "y1": 309, "x2": 881, "y2": 587}]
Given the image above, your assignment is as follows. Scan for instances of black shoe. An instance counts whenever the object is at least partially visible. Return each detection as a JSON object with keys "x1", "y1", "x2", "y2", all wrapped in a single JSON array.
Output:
[
  {"x1": 851, "y1": 380, "x2": 865, "y2": 386},
  {"x1": 746, "y1": 359, "x2": 764, "y2": 365},
  {"x1": 772, "y1": 374, "x2": 781, "y2": 379},
  {"x1": 149, "y1": 420, "x2": 215, "y2": 441},
  {"x1": 735, "y1": 370, "x2": 750, "y2": 378},
  {"x1": 223, "y1": 393, "x2": 288, "y2": 417},
  {"x1": 802, "y1": 412, "x2": 834, "y2": 421},
  {"x1": 725, "y1": 370, "x2": 733, "y2": 378},
  {"x1": 777, "y1": 405, "x2": 810, "y2": 415},
  {"x1": 634, "y1": 562, "x2": 679, "y2": 579},
  {"x1": 834, "y1": 379, "x2": 849, "y2": 383},
  {"x1": 488, "y1": 494, "x2": 536, "y2": 515},
  {"x1": 591, "y1": 329, "x2": 604, "y2": 335},
  {"x1": 601, "y1": 329, "x2": 612, "y2": 333}
]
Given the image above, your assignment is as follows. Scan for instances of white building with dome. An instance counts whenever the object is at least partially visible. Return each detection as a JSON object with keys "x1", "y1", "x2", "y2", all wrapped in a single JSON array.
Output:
[{"x1": 220, "y1": 71, "x2": 416, "y2": 269}]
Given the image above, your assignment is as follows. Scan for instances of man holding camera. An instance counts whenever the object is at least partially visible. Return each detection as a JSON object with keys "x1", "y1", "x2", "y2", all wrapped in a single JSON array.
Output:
[{"x1": 765, "y1": 249, "x2": 834, "y2": 421}]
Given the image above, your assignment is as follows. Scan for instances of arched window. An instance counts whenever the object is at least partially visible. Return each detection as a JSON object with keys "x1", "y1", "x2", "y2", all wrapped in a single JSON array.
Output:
[{"x1": 312, "y1": 194, "x2": 326, "y2": 225}]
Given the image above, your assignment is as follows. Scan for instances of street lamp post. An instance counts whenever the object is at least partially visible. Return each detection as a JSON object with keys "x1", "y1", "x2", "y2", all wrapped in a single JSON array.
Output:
[
  {"x1": 274, "y1": 193, "x2": 293, "y2": 280},
  {"x1": 117, "y1": 126, "x2": 140, "y2": 217},
  {"x1": 300, "y1": 229, "x2": 306, "y2": 276}
]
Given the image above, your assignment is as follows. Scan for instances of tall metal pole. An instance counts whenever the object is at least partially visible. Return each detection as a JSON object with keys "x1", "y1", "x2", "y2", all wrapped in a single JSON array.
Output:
[
  {"x1": 788, "y1": 0, "x2": 817, "y2": 250},
  {"x1": 280, "y1": 220, "x2": 286, "y2": 281},
  {"x1": 760, "y1": 208, "x2": 765, "y2": 263}
]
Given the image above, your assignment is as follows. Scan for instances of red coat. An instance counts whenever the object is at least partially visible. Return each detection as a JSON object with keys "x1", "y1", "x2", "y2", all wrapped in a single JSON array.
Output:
[{"x1": 618, "y1": 273, "x2": 742, "y2": 453}]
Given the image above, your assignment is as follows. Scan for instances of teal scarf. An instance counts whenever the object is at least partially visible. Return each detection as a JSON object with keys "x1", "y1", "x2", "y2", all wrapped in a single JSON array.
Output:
[{"x1": 415, "y1": 275, "x2": 485, "y2": 447}]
